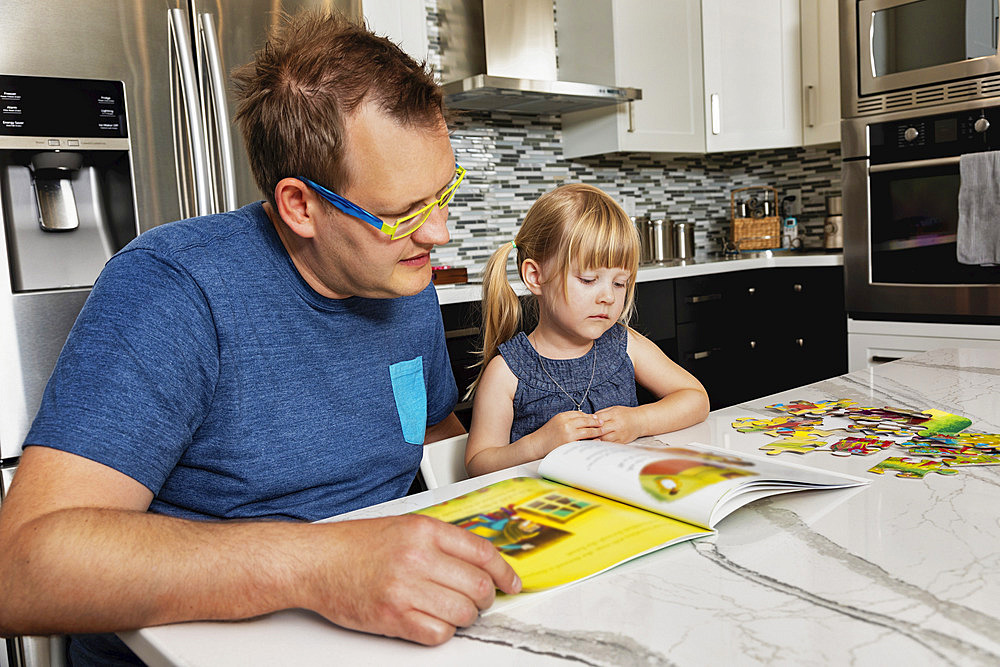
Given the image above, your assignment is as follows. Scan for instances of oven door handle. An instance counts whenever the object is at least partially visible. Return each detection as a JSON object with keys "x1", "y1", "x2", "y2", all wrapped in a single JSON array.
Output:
[{"x1": 869, "y1": 156, "x2": 960, "y2": 173}]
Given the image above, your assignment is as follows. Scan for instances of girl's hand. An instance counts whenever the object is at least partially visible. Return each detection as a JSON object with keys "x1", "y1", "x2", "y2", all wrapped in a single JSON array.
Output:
[
  {"x1": 593, "y1": 405, "x2": 644, "y2": 444},
  {"x1": 534, "y1": 410, "x2": 605, "y2": 456}
]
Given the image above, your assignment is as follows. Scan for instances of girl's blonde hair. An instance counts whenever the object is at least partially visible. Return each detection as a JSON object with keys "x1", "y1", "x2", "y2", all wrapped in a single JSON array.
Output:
[{"x1": 468, "y1": 183, "x2": 640, "y2": 398}]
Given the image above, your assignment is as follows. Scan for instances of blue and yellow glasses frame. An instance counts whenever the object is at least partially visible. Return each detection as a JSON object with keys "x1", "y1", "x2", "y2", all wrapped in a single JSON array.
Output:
[{"x1": 299, "y1": 164, "x2": 466, "y2": 240}]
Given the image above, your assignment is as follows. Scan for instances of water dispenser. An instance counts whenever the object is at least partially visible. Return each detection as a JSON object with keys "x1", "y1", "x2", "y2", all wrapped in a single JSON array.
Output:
[{"x1": 0, "y1": 74, "x2": 139, "y2": 460}]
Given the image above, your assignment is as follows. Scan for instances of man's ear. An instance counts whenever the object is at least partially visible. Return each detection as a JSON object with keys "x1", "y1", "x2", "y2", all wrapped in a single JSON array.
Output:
[
  {"x1": 522, "y1": 258, "x2": 545, "y2": 296},
  {"x1": 273, "y1": 178, "x2": 317, "y2": 239}
]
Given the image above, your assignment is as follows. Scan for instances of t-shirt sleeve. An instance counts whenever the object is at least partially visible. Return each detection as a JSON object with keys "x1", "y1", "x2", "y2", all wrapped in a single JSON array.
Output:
[
  {"x1": 421, "y1": 289, "x2": 459, "y2": 426},
  {"x1": 24, "y1": 248, "x2": 220, "y2": 494}
]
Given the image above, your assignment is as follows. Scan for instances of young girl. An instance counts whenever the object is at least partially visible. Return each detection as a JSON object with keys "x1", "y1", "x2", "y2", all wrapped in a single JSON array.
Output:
[{"x1": 465, "y1": 183, "x2": 710, "y2": 477}]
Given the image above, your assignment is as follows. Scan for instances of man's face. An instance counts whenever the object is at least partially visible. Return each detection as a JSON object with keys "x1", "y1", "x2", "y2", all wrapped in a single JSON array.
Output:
[{"x1": 308, "y1": 104, "x2": 455, "y2": 299}]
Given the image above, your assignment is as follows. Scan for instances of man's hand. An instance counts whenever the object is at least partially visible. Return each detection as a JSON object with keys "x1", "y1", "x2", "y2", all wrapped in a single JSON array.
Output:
[{"x1": 309, "y1": 514, "x2": 521, "y2": 645}]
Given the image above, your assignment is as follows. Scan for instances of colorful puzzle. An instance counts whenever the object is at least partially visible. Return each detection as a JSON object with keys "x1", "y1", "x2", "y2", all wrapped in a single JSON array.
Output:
[
  {"x1": 942, "y1": 453, "x2": 1000, "y2": 467},
  {"x1": 828, "y1": 436, "x2": 894, "y2": 457},
  {"x1": 868, "y1": 457, "x2": 959, "y2": 479},
  {"x1": 758, "y1": 432, "x2": 827, "y2": 456},
  {"x1": 732, "y1": 399, "x2": 1000, "y2": 479}
]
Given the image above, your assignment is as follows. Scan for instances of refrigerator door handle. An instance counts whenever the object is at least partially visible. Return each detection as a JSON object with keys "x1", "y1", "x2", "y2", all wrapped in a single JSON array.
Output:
[
  {"x1": 199, "y1": 11, "x2": 238, "y2": 212},
  {"x1": 168, "y1": 7, "x2": 213, "y2": 218}
]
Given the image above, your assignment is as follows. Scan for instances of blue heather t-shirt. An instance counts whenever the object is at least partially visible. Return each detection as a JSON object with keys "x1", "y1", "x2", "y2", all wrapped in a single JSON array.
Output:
[{"x1": 25, "y1": 201, "x2": 458, "y2": 522}]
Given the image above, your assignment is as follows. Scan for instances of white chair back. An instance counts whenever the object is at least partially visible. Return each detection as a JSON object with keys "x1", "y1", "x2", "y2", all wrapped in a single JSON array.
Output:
[{"x1": 420, "y1": 433, "x2": 470, "y2": 489}]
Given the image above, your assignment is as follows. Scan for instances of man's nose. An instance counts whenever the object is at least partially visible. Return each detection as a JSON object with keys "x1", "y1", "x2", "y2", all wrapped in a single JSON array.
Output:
[{"x1": 412, "y1": 205, "x2": 450, "y2": 247}]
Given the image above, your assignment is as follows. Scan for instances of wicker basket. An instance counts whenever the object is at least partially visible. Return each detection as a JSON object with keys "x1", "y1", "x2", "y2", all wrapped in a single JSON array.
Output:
[{"x1": 731, "y1": 186, "x2": 781, "y2": 251}]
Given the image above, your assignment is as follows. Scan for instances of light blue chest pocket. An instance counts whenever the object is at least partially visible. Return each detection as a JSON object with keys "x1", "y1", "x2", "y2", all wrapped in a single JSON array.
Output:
[{"x1": 389, "y1": 356, "x2": 427, "y2": 445}]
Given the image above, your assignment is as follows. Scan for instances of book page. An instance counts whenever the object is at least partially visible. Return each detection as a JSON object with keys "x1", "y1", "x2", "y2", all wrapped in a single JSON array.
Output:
[
  {"x1": 413, "y1": 477, "x2": 711, "y2": 592},
  {"x1": 538, "y1": 440, "x2": 868, "y2": 529}
]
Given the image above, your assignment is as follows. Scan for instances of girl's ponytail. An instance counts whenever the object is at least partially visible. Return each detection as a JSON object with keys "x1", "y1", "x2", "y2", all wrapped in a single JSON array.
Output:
[{"x1": 466, "y1": 241, "x2": 521, "y2": 399}]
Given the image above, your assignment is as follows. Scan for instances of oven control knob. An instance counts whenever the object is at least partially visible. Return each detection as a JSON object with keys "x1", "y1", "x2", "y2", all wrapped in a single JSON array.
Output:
[
  {"x1": 904, "y1": 127, "x2": 920, "y2": 142},
  {"x1": 974, "y1": 117, "x2": 991, "y2": 133}
]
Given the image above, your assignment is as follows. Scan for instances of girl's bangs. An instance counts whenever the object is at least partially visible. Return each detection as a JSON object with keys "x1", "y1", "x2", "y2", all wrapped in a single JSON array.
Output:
[{"x1": 563, "y1": 209, "x2": 640, "y2": 276}]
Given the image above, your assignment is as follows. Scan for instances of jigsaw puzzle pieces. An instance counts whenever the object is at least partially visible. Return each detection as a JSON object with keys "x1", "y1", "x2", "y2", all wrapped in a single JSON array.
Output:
[{"x1": 731, "y1": 399, "x2": 1000, "y2": 479}]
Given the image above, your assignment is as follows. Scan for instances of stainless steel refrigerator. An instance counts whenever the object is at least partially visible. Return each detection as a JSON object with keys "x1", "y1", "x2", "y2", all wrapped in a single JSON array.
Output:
[{"x1": 0, "y1": 2, "x2": 356, "y2": 665}]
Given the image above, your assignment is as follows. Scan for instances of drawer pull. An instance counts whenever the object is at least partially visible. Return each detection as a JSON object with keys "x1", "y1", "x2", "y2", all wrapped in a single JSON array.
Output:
[
  {"x1": 747, "y1": 287, "x2": 756, "y2": 295},
  {"x1": 749, "y1": 340, "x2": 756, "y2": 349},
  {"x1": 793, "y1": 283, "x2": 803, "y2": 293},
  {"x1": 687, "y1": 293, "x2": 722, "y2": 304},
  {"x1": 692, "y1": 350, "x2": 713, "y2": 360},
  {"x1": 796, "y1": 338, "x2": 804, "y2": 347},
  {"x1": 445, "y1": 327, "x2": 479, "y2": 339},
  {"x1": 871, "y1": 355, "x2": 902, "y2": 364}
]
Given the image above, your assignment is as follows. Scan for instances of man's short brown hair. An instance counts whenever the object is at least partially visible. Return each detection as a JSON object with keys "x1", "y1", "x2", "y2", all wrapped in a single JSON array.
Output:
[{"x1": 232, "y1": 10, "x2": 445, "y2": 207}]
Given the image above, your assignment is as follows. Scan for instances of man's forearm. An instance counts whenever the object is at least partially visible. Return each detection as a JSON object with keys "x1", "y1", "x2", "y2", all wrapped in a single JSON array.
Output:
[{"x1": 0, "y1": 507, "x2": 314, "y2": 635}]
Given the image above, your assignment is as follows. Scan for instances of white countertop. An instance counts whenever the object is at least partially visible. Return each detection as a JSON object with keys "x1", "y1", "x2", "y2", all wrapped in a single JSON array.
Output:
[
  {"x1": 121, "y1": 345, "x2": 999, "y2": 666},
  {"x1": 436, "y1": 251, "x2": 843, "y2": 305}
]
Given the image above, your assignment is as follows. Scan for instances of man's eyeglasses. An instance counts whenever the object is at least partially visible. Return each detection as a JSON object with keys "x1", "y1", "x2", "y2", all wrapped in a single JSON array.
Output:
[{"x1": 299, "y1": 164, "x2": 466, "y2": 240}]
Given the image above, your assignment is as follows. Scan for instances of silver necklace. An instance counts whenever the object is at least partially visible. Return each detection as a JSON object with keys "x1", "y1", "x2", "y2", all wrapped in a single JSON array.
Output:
[{"x1": 537, "y1": 347, "x2": 598, "y2": 412}]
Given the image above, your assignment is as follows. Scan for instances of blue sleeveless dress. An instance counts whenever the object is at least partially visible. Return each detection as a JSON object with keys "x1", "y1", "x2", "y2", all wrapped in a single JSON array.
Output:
[{"x1": 499, "y1": 323, "x2": 638, "y2": 443}]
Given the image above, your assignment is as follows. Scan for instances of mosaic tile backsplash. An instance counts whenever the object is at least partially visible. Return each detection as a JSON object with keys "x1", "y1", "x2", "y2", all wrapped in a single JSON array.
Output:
[
  {"x1": 422, "y1": 3, "x2": 842, "y2": 279},
  {"x1": 435, "y1": 112, "x2": 842, "y2": 279}
]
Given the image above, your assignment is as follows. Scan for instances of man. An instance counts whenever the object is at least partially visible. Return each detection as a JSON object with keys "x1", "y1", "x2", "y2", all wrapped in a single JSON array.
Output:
[{"x1": 0, "y1": 11, "x2": 519, "y2": 665}]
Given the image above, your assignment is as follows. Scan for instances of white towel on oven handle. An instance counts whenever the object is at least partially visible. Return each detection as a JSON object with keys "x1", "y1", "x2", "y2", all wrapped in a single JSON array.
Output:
[{"x1": 957, "y1": 151, "x2": 1000, "y2": 266}]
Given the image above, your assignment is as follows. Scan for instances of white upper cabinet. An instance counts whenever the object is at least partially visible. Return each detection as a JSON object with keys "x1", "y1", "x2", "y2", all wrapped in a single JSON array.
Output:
[
  {"x1": 702, "y1": 0, "x2": 801, "y2": 152},
  {"x1": 559, "y1": 0, "x2": 707, "y2": 156},
  {"x1": 799, "y1": 0, "x2": 841, "y2": 146},
  {"x1": 363, "y1": 1, "x2": 429, "y2": 62},
  {"x1": 560, "y1": 0, "x2": 837, "y2": 157}
]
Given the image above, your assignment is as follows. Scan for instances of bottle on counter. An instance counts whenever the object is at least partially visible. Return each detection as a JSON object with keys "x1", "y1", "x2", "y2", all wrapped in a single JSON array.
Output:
[{"x1": 782, "y1": 217, "x2": 800, "y2": 249}]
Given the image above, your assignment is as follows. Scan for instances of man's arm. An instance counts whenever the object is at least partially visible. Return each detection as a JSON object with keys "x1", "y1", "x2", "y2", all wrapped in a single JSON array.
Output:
[
  {"x1": 424, "y1": 411, "x2": 466, "y2": 443},
  {"x1": 0, "y1": 446, "x2": 520, "y2": 645}
]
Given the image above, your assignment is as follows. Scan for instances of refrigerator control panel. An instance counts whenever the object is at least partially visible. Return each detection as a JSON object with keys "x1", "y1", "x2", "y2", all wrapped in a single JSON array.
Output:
[{"x1": 0, "y1": 74, "x2": 127, "y2": 138}]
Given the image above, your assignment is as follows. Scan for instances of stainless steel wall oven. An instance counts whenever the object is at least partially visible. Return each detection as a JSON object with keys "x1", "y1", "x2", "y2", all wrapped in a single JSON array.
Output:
[
  {"x1": 842, "y1": 100, "x2": 1000, "y2": 321},
  {"x1": 840, "y1": 0, "x2": 1000, "y2": 324}
]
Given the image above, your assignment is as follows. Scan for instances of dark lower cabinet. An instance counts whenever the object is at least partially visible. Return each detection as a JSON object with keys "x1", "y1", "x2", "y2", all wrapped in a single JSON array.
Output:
[
  {"x1": 669, "y1": 266, "x2": 847, "y2": 409},
  {"x1": 440, "y1": 265, "x2": 848, "y2": 423},
  {"x1": 440, "y1": 301, "x2": 481, "y2": 429}
]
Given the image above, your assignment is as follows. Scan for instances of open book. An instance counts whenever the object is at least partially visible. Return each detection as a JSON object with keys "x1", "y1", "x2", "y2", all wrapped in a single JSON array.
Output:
[{"x1": 414, "y1": 440, "x2": 868, "y2": 605}]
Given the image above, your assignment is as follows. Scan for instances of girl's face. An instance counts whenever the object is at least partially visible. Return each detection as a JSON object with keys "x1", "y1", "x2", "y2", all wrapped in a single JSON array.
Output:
[{"x1": 537, "y1": 262, "x2": 630, "y2": 347}]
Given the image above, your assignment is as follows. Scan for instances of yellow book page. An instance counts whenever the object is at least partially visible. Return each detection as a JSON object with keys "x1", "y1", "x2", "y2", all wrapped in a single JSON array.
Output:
[{"x1": 414, "y1": 477, "x2": 711, "y2": 591}]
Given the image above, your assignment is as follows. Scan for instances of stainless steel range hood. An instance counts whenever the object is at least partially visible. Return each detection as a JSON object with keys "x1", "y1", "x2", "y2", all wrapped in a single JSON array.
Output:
[{"x1": 437, "y1": 0, "x2": 641, "y2": 114}]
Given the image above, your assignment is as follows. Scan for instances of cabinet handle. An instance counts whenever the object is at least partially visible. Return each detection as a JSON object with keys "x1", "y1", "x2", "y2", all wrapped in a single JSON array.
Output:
[
  {"x1": 692, "y1": 350, "x2": 713, "y2": 360},
  {"x1": 747, "y1": 287, "x2": 756, "y2": 295},
  {"x1": 796, "y1": 338, "x2": 804, "y2": 347},
  {"x1": 749, "y1": 340, "x2": 756, "y2": 349},
  {"x1": 710, "y1": 93, "x2": 721, "y2": 135},
  {"x1": 445, "y1": 327, "x2": 479, "y2": 339},
  {"x1": 687, "y1": 293, "x2": 722, "y2": 304},
  {"x1": 793, "y1": 283, "x2": 803, "y2": 293},
  {"x1": 805, "y1": 85, "x2": 817, "y2": 128},
  {"x1": 627, "y1": 101, "x2": 635, "y2": 133}
]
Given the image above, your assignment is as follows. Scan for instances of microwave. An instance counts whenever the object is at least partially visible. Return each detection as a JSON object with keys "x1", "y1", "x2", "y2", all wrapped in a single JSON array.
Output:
[{"x1": 841, "y1": 0, "x2": 1000, "y2": 117}]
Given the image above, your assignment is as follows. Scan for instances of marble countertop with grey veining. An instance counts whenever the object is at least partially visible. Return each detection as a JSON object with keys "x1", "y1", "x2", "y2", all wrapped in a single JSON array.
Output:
[{"x1": 122, "y1": 347, "x2": 1000, "y2": 667}]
